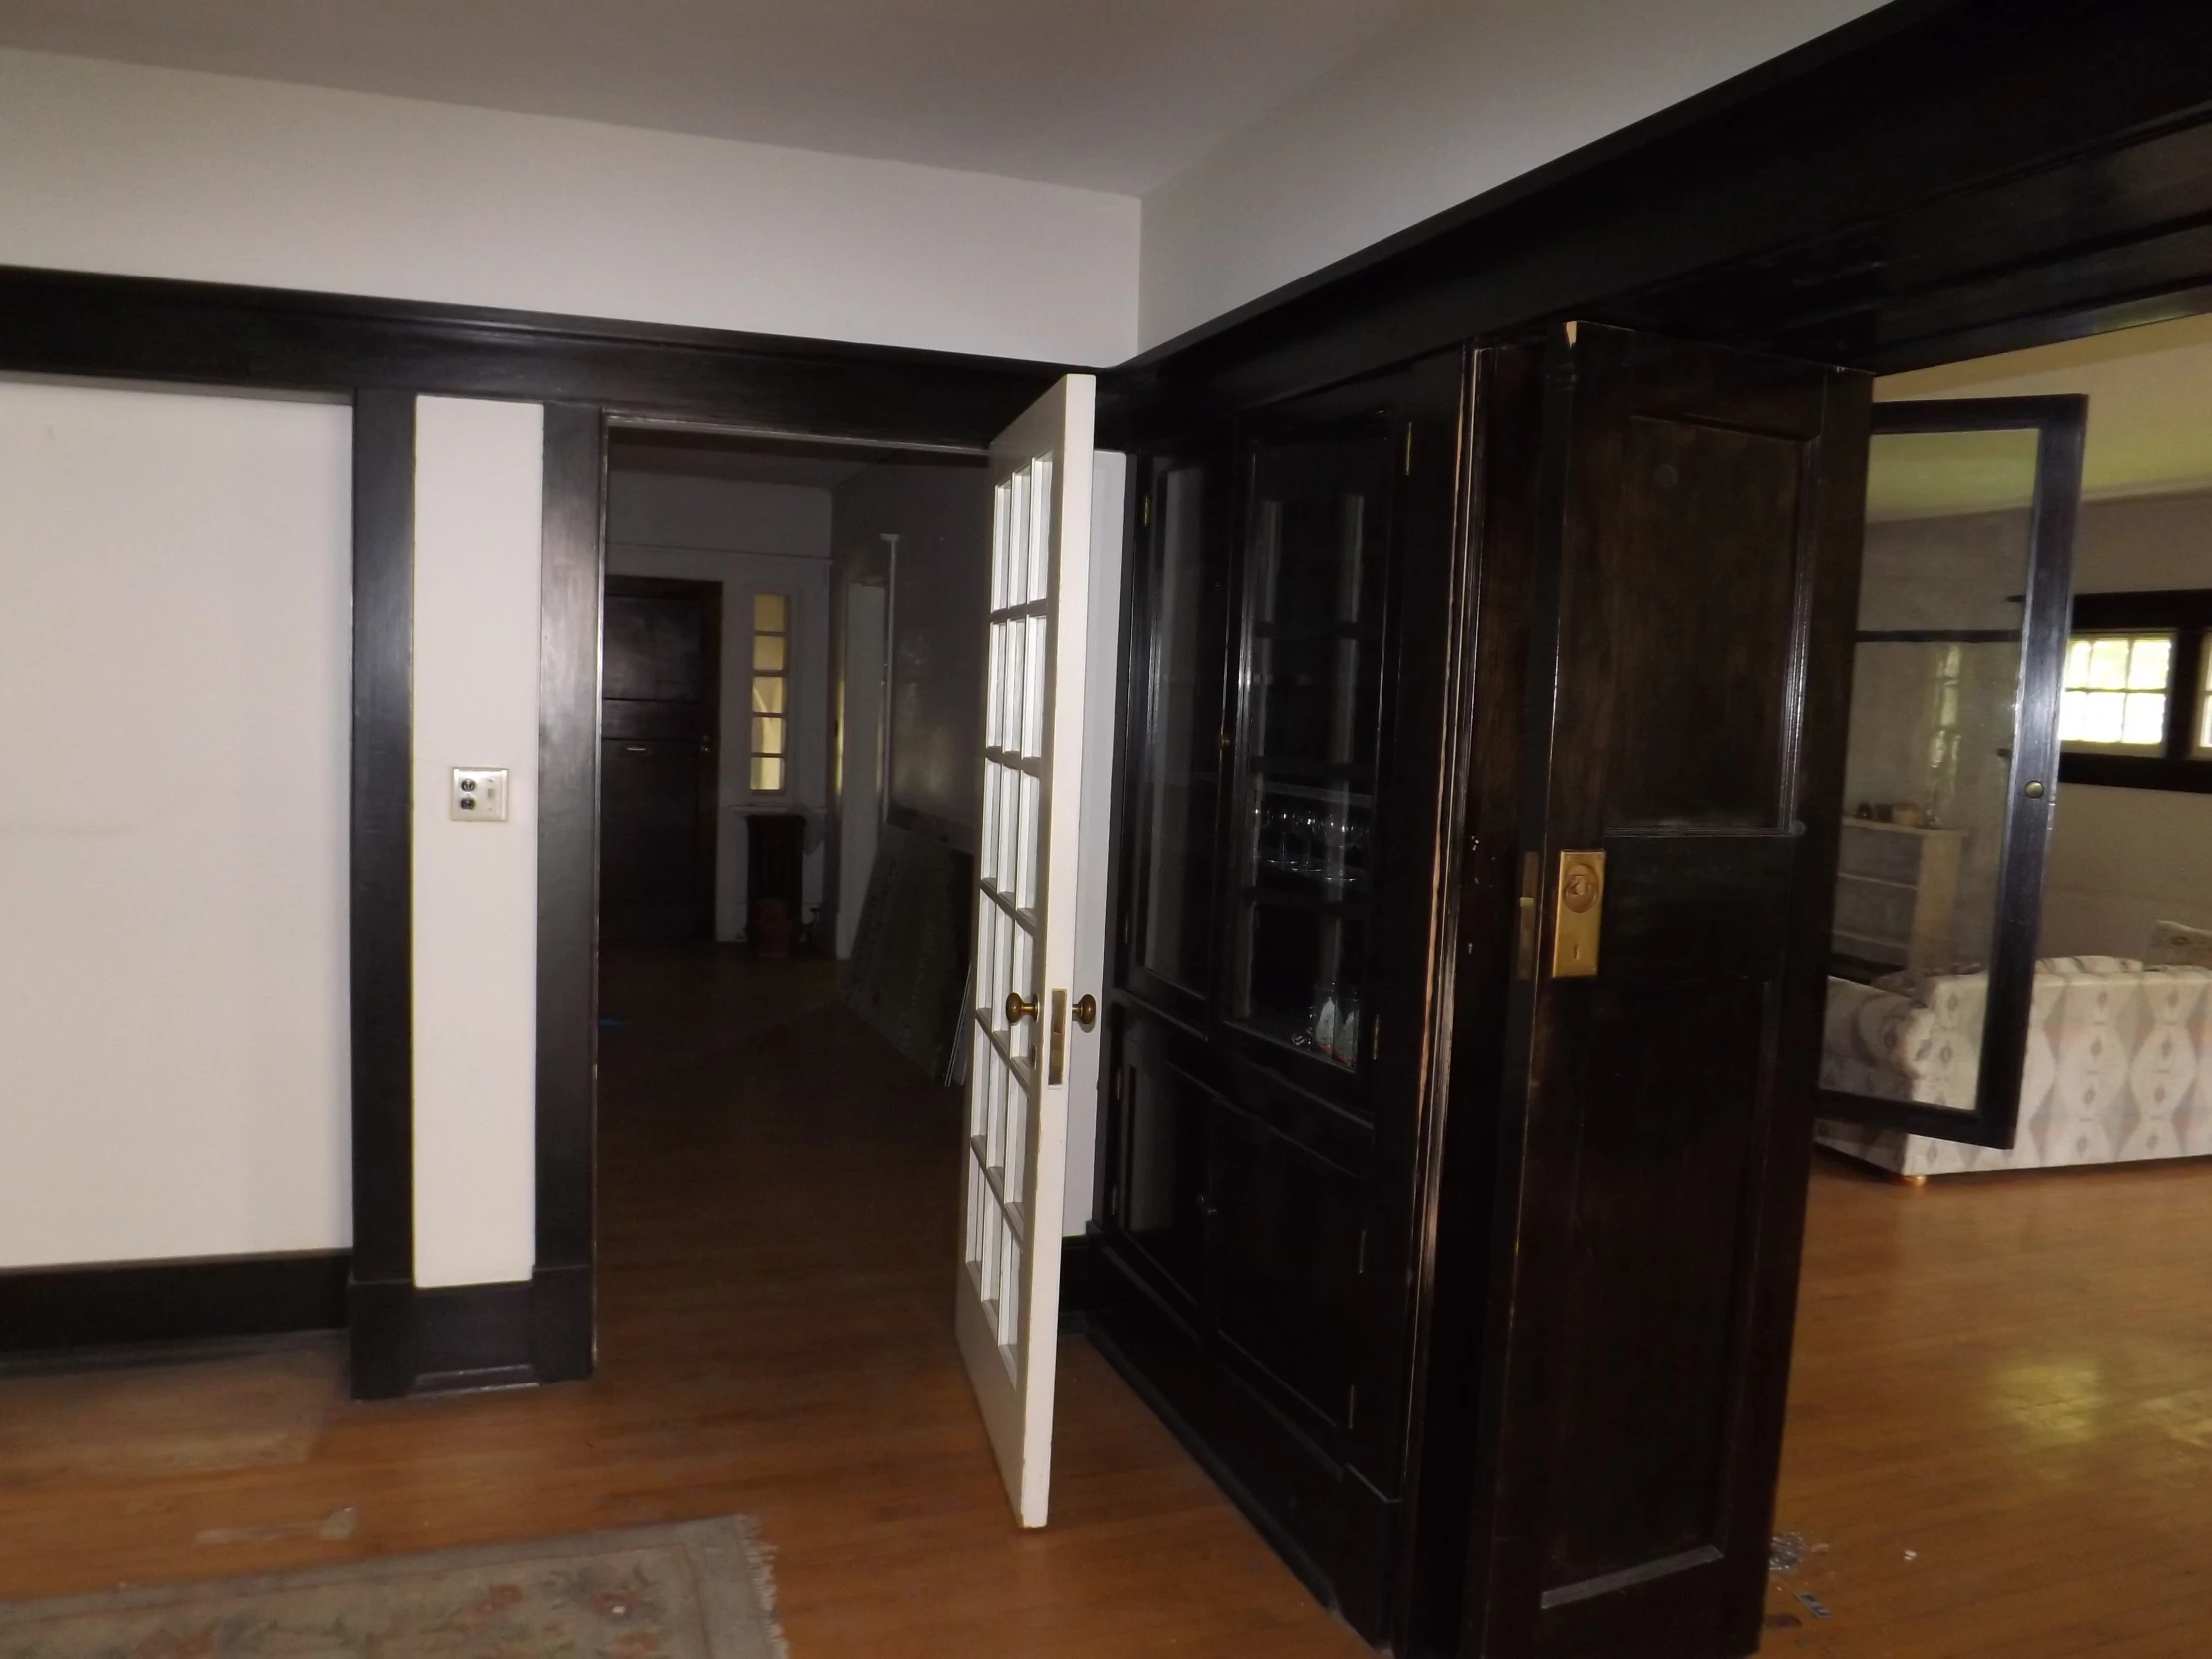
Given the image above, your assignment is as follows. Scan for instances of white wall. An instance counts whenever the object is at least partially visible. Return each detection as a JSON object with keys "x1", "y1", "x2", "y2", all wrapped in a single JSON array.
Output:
[
  {"x1": 606, "y1": 471, "x2": 833, "y2": 939},
  {"x1": 411, "y1": 396, "x2": 544, "y2": 1289},
  {"x1": 830, "y1": 465, "x2": 995, "y2": 848},
  {"x1": 0, "y1": 379, "x2": 351, "y2": 1269},
  {"x1": 1136, "y1": 0, "x2": 1887, "y2": 349},
  {"x1": 838, "y1": 582, "x2": 890, "y2": 960},
  {"x1": 2073, "y1": 488, "x2": 2212, "y2": 591},
  {"x1": 2042, "y1": 787, "x2": 2212, "y2": 960},
  {"x1": 0, "y1": 47, "x2": 1140, "y2": 366},
  {"x1": 2039, "y1": 488, "x2": 2212, "y2": 959},
  {"x1": 606, "y1": 474, "x2": 832, "y2": 561}
]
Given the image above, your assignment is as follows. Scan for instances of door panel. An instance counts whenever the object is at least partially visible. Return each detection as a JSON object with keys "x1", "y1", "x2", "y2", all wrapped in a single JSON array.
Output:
[
  {"x1": 605, "y1": 590, "x2": 712, "y2": 702},
  {"x1": 1209, "y1": 1107, "x2": 1363, "y2": 1433},
  {"x1": 1817, "y1": 397, "x2": 2086, "y2": 1149},
  {"x1": 1116, "y1": 1032, "x2": 1214, "y2": 1308},
  {"x1": 1465, "y1": 324, "x2": 1872, "y2": 1659},
  {"x1": 1603, "y1": 419, "x2": 1804, "y2": 828},
  {"x1": 600, "y1": 577, "x2": 720, "y2": 943}
]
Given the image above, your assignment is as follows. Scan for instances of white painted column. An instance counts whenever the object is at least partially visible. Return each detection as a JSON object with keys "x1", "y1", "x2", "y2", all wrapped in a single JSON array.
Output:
[{"x1": 411, "y1": 396, "x2": 544, "y2": 1289}]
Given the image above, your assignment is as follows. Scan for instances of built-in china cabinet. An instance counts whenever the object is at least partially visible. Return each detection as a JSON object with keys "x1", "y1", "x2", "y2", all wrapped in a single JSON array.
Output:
[
  {"x1": 1090, "y1": 323, "x2": 2083, "y2": 1659},
  {"x1": 1091, "y1": 349, "x2": 1467, "y2": 1636}
]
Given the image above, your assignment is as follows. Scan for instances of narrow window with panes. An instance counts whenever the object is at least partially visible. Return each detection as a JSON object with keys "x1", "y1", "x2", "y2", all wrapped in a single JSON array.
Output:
[
  {"x1": 2059, "y1": 631, "x2": 2174, "y2": 752},
  {"x1": 2199, "y1": 634, "x2": 2212, "y2": 759},
  {"x1": 2056, "y1": 591, "x2": 2212, "y2": 792},
  {"x1": 750, "y1": 592, "x2": 791, "y2": 793}
]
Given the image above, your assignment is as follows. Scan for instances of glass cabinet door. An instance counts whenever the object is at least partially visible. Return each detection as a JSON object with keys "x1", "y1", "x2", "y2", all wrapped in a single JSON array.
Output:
[
  {"x1": 1819, "y1": 396, "x2": 2085, "y2": 1150},
  {"x1": 1123, "y1": 455, "x2": 1230, "y2": 1018},
  {"x1": 1227, "y1": 419, "x2": 1395, "y2": 1073}
]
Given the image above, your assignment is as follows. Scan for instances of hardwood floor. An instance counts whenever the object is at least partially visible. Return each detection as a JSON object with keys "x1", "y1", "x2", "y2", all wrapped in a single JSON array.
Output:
[
  {"x1": 3, "y1": 951, "x2": 2207, "y2": 1656},
  {"x1": 1765, "y1": 1152, "x2": 2212, "y2": 1656},
  {"x1": 0, "y1": 947, "x2": 1368, "y2": 1658}
]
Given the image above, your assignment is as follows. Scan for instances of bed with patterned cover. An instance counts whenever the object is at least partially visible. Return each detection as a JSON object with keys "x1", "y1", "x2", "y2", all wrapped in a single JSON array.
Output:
[{"x1": 1816, "y1": 954, "x2": 2212, "y2": 1178}]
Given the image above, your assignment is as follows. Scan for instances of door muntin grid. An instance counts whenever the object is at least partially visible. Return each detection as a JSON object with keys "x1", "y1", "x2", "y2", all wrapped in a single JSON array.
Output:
[{"x1": 967, "y1": 456, "x2": 1055, "y2": 1379}]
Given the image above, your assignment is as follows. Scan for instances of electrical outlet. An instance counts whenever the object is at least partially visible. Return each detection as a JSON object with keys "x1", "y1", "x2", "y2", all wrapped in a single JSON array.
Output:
[{"x1": 451, "y1": 767, "x2": 509, "y2": 821}]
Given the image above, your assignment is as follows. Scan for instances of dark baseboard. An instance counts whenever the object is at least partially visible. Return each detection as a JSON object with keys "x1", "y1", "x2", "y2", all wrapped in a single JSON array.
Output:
[
  {"x1": 531, "y1": 1263, "x2": 596, "y2": 1383},
  {"x1": 1059, "y1": 1234, "x2": 1093, "y2": 1334},
  {"x1": 349, "y1": 1266, "x2": 597, "y2": 1400},
  {"x1": 414, "y1": 1281, "x2": 536, "y2": 1394},
  {"x1": 0, "y1": 1249, "x2": 350, "y2": 1357}
]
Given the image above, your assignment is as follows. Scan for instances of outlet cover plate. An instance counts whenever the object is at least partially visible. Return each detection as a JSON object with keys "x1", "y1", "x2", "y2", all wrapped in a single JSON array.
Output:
[{"x1": 451, "y1": 767, "x2": 509, "y2": 822}]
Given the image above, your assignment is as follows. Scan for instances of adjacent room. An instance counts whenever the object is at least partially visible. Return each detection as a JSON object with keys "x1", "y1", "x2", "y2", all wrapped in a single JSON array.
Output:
[{"x1": 1770, "y1": 312, "x2": 2212, "y2": 1651}]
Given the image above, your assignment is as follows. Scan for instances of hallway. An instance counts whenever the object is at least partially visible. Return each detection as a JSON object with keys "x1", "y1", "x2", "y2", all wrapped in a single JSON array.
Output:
[{"x1": 0, "y1": 947, "x2": 1366, "y2": 1657}]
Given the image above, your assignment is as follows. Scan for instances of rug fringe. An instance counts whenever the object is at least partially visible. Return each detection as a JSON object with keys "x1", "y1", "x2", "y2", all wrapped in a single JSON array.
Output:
[{"x1": 731, "y1": 1516, "x2": 793, "y2": 1659}]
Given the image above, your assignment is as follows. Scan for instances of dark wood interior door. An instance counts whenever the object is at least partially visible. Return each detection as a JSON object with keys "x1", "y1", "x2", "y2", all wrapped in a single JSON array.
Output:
[
  {"x1": 1461, "y1": 324, "x2": 1872, "y2": 1659},
  {"x1": 601, "y1": 576, "x2": 721, "y2": 943}
]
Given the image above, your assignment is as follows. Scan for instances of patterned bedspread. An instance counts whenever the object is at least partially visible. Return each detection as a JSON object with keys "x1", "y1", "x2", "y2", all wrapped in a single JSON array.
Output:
[{"x1": 1815, "y1": 958, "x2": 2212, "y2": 1176}]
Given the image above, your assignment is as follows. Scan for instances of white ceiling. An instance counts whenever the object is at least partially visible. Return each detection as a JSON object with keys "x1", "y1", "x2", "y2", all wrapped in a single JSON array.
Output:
[
  {"x1": 0, "y1": 0, "x2": 1412, "y2": 194},
  {"x1": 1871, "y1": 312, "x2": 2212, "y2": 518}
]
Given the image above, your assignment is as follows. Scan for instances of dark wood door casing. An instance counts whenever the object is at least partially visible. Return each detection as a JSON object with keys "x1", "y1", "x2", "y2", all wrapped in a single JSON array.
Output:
[{"x1": 1461, "y1": 325, "x2": 1872, "y2": 1659}]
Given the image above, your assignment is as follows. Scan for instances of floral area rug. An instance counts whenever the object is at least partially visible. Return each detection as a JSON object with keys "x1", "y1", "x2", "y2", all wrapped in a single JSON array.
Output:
[{"x1": 0, "y1": 1517, "x2": 788, "y2": 1658}]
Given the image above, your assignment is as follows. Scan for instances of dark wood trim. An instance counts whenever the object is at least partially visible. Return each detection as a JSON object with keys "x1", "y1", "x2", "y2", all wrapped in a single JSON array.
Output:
[
  {"x1": 1105, "y1": 0, "x2": 2212, "y2": 432},
  {"x1": 0, "y1": 1251, "x2": 350, "y2": 1358},
  {"x1": 536, "y1": 405, "x2": 606, "y2": 1383},
  {"x1": 0, "y1": 265, "x2": 1063, "y2": 446},
  {"x1": 349, "y1": 388, "x2": 416, "y2": 1401},
  {"x1": 1398, "y1": 343, "x2": 1544, "y2": 1658},
  {"x1": 1058, "y1": 1234, "x2": 1095, "y2": 1335},
  {"x1": 2060, "y1": 752, "x2": 2212, "y2": 794},
  {"x1": 412, "y1": 1281, "x2": 537, "y2": 1394},
  {"x1": 531, "y1": 1265, "x2": 595, "y2": 1383},
  {"x1": 2073, "y1": 589, "x2": 2212, "y2": 633}
]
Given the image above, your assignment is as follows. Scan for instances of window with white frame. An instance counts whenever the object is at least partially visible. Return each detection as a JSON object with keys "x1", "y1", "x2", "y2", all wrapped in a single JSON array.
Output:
[{"x1": 750, "y1": 591, "x2": 790, "y2": 793}]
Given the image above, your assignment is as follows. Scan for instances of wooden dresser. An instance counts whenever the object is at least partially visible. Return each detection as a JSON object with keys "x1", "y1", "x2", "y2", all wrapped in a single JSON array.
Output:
[{"x1": 1832, "y1": 819, "x2": 1966, "y2": 973}]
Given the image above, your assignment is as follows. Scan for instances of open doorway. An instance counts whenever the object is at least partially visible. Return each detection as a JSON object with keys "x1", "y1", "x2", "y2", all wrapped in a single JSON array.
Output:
[{"x1": 1769, "y1": 312, "x2": 2212, "y2": 1650}]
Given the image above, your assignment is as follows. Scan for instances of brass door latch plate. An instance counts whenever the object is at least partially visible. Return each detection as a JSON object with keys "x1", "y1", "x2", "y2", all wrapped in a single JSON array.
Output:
[{"x1": 1550, "y1": 850, "x2": 1605, "y2": 979}]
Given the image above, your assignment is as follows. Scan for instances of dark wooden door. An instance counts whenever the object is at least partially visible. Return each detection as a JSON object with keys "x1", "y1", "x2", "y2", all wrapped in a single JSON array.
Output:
[
  {"x1": 1460, "y1": 325, "x2": 1872, "y2": 1659},
  {"x1": 601, "y1": 576, "x2": 721, "y2": 943}
]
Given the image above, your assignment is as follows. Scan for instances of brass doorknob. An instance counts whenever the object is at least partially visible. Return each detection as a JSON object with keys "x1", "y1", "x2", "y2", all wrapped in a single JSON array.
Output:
[
  {"x1": 1004, "y1": 991, "x2": 1038, "y2": 1023},
  {"x1": 1072, "y1": 993, "x2": 1098, "y2": 1031}
]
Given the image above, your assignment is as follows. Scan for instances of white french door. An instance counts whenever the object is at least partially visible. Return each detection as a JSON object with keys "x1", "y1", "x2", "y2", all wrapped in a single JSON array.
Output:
[{"x1": 957, "y1": 373, "x2": 1097, "y2": 1527}]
